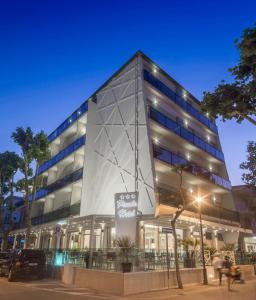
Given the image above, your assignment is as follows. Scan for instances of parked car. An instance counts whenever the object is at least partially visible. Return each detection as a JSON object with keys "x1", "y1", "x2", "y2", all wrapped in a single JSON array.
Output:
[
  {"x1": 0, "y1": 249, "x2": 46, "y2": 281},
  {"x1": 0, "y1": 251, "x2": 11, "y2": 264}
]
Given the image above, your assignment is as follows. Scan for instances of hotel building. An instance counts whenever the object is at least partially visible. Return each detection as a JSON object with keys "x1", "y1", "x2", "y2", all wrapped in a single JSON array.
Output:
[{"x1": 11, "y1": 51, "x2": 253, "y2": 252}]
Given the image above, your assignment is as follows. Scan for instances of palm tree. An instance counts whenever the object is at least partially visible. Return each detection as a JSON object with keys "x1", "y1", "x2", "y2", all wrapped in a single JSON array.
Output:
[{"x1": 12, "y1": 127, "x2": 50, "y2": 248}]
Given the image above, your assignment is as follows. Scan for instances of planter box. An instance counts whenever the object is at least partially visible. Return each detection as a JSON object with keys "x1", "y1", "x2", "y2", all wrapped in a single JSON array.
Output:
[{"x1": 62, "y1": 265, "x2": 204, "y2": 295}]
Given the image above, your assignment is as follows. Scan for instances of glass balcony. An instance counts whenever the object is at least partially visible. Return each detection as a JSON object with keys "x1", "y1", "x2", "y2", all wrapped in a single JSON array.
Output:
[
  {"x1": 149, "y1": 107, "x2": 224, "y2": 161},
  {"x1": 48, "y1": 101, "x2": 88, "y2": 142},
  {"x1": 157, "y1": 186, "x2": 239, "y2": 222},
  {"x1": 30, "y1": 168, "x2": 83, "y2": 201},
  {"x1": 153, "y1": 144, "x2": 231, "y2": 190},
  {"x1": 144, "y1": 69, "x2": 218, "y2": 134},
  {"x1": 30, "y1": 203, "x2": 81, "y2": 226},
  {"x1": 38, "y1": 135, "x2": 86, "y2": 175}
]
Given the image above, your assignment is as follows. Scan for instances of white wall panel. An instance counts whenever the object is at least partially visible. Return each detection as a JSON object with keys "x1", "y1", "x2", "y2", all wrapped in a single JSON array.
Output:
[{"x1": 80, "y1": 57, "x2": 155, "y2": 216}]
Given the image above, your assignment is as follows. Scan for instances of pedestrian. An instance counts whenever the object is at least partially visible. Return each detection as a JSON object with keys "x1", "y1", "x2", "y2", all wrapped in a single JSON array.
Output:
[
  {"x1": 212, "y1": 255, "x2": 224, "y2": 285},
  {"x1": 222, "y1": 256, "x2": 233, "y2": 291}
]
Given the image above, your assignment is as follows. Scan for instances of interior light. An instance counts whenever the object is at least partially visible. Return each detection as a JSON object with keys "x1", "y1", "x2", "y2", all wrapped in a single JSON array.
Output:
[
  {"x1": 155, "y1": 177, "x2": 158, "y2": 182},
  {"x1": 78, "y1": 111, "x2": 81, "y2": 115},
  {"x1": 189, "y1": 187, "x2": 193, "y2": 194},
  {"x1": 206, "y1": 112, "x2": 209, "y2": 117},
  {"x1": 184, "y1": 120, "x2": 188, "y2": 127},
  {"x1": 69, "y1": 119, "x2": 72, "y2": 123},
  {"x1": 153, "y1": 137, "x2": 159, "y2": 144},
  {"x1": 183, "y1": 91, "x2": 187, "y2": 99},
  {"x1": 207, "y1": 135, "x2": 210, "y2": 141},
  {"x1": 186, "y1": 153, "x2": 191, "y2": 160},
  {"x1": 153, "y1": 98, "x2": 158, "y2": 105},
  {"x1": 153, "y1": 66, "x2": 157, "y2": 74},
  {"x1": 209, "y1": 165, "x2": 213, "y2": 171}
]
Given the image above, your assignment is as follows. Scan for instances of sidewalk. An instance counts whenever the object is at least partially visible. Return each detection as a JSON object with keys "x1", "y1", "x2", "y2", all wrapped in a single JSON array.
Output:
[{"x1": 125, "y1": 279, "x2": 256, "y2": 300}]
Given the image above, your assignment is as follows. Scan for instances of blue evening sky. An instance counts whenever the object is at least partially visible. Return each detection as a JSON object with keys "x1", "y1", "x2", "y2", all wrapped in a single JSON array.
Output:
[{"x1": 0, "y1": 0, "x2": 255, "y2": 185}]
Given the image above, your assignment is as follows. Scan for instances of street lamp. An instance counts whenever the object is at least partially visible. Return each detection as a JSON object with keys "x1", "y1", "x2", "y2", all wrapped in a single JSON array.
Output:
[{"x1": 196, "y1": 196, "x2": 208, "y2": 285}]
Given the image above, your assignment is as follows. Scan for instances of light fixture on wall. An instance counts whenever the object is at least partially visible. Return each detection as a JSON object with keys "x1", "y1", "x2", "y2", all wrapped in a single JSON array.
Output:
[
  {"x1": 153, "y1": 137, "x2": 159, "y2": 144},
  {"x1": 153, "y1": 98, "x2": 158, "y2": 105}
]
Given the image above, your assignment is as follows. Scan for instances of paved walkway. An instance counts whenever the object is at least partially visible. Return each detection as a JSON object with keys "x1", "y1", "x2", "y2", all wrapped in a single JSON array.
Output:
[{"x1": 0, "y1": 277, "x2": 256, "y2": 299}]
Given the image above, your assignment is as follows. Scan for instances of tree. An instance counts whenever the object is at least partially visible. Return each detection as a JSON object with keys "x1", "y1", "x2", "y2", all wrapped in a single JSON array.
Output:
[
  {"x1": 170, "y1": 163, "x2": 191, "y2": 289},
  {"x1": 240, "y1": 141, "x2": 256, "y2": 189},
  {"x1": 0, "y1": 151, "x2": 20, "y2": 250},
  {"x1": 12, "y1": 127, "x2": 50, "y2": 248},
  {"x1": 201, "y1": 24, "x2": 256, "y2": 126},
  {"x1": 29, "y1": 132, "x2": 50, "y2": 244}
]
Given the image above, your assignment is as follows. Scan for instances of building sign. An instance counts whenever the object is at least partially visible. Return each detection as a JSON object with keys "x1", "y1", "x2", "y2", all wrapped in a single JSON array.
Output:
[
  {"x1": 162, "y1": 227, "x2": 173, "y2": 234},
  {"x1": 115, "y1": 192, "x2": 138, "y2": 242}
]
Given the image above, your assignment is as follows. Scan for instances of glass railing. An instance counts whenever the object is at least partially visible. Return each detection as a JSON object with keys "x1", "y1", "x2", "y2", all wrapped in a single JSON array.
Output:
[
  {"x1": 157, "y1": 186, "x2": 238, "y2": 222},
  {"x1": 144, "y1": 69, "x2": 218, "y2": 134},
  {"x1": 153, "y1": 144, "x2": 231, "y2": 190},
  {"x1": 31, "y1": 203, "x2": 81, "y2": 226},
  {"x1": 48, "y1": 101, "x2": 88, "y2": 142},
  {"x1": 150, "y1": 107, "x2": 224, "y2": 161},
  {"x1": 30, "y1": 168, "x2": 83, "y2": 201},
  {"x1": 38, "y1": 136, "x2": 86, "y2": 175}
]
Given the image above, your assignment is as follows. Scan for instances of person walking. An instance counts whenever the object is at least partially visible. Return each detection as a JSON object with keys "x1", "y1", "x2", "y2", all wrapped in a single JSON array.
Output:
[
  {"x1": 212, "y1": 255, "x2": 224, "y2": 285},
  {"x1": 222, "y1": 256, "x2": 233, "y2": 291}
]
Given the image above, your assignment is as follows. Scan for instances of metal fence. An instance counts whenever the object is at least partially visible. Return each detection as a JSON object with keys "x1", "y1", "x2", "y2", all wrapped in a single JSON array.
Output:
[{"x1": 43, "y1": 249, "x2": 256, "y2": 272}]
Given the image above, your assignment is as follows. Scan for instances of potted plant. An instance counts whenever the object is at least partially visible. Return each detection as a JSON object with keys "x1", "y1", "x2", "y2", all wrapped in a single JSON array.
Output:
[
  {"x1": 181, "y1": 237, "x2": 200, "y2": 268},
  {"x1": 114, "y1": 236, "x2": 134, "y2": 273},
  {"x1": 204, "y1": 246, "x2": 217, "y2": 258}
]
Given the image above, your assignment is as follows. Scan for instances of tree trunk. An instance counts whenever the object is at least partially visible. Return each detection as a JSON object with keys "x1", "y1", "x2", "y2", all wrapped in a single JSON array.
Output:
[
  {"x1": 171, "y1": 219, "x2": 183, "y2": 289},
  {"x1": 24, "y1": 162, "x2": 31, "y2": 249},
  {"x1": 2, "y1": 177, "x2": 15, "y2": 250},
  {"x1": 25, "y1": 162, "x2": 39, "y2": 249}
]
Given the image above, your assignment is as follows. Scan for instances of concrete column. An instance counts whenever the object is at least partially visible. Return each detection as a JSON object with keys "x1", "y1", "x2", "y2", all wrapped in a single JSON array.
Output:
[
  {"x1": 49, "y1": 231, "x2": 54, "y2": 249},
  {"x1": 37, "y1": 230, "x2": 42, "y2": 249},
  {"x1": 88, "y1": 215, "x2": 95, "y2": 268},
  {"x1": 56, "y1": 232, "x2": 62, "y2": 249},
  {"x1": 12, "y1": 234, "x2": 17, "y2": 249},
  {"x1": 139, "y1": 222, "x2": 145, "y2": 250},
  {"x1": 214, "y1": 230, "x2": 218, "y2": 250},
  {"x1": 102, "y1": 226, "x2": 109, "y2": 249}
]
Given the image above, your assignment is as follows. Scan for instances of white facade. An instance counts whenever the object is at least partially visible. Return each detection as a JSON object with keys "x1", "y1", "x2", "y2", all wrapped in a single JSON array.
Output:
[{"x1": 81, "y1": 57, "x2": 155, "y2": 216}]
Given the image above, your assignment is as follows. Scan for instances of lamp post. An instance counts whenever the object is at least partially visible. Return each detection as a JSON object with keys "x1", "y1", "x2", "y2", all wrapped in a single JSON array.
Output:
[{"x1": 196, "y1": 197, "x2": 208, "y2": 285}]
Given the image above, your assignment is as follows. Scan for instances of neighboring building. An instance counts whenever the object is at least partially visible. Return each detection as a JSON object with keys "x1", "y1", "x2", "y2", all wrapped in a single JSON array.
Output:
[
  {"x1": 10, "y1": 51, "x2": 249, "y2": 252},
  {"x1": 0, "y1": 196, "x2": 24, "y2": 249},
  {"x1": 233, "y1": 185, "x2": 256, "y2": 252}
]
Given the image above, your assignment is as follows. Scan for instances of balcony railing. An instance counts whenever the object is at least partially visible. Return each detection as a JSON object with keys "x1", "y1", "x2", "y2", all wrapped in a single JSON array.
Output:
[
  {"x1": 30, "y1": 168, "x2": 83, "y2": 201},
  {"x1": 144, "y1": 69, "x2": 218, "y2": 133},
  {"x1": 38, "y1": 136, "x2": 86, "y2": 175},
  {"x1": 153, "y1": 144, "x2": 231, "y2": 190},
  {"x1": 150, "y1": 107, "x2": 224, "y2": 161},
  {"x1": 48, "y1": 101, "x2": 88, "y2": 142},
  {"x1": 31, "y1": 203, "x2": 81, "y2": 226},
  {"x1": 157, "y1": 186, "x2": 239, "y2": 223}
]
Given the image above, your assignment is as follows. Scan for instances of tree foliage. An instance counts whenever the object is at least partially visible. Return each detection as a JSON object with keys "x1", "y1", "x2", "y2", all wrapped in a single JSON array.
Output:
[
  {"x1": 11, "y1": 127, "x2": 50, "y2": 248},
  {"x1": 0, "y1": 151, "x2": 20, "y2": 249},
  {"x1": 240, "y1": 141, "x2": 256, "y2": 189},
  {"x1": 201, "y1": 24, "x2": 256, "y2": 126}
]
